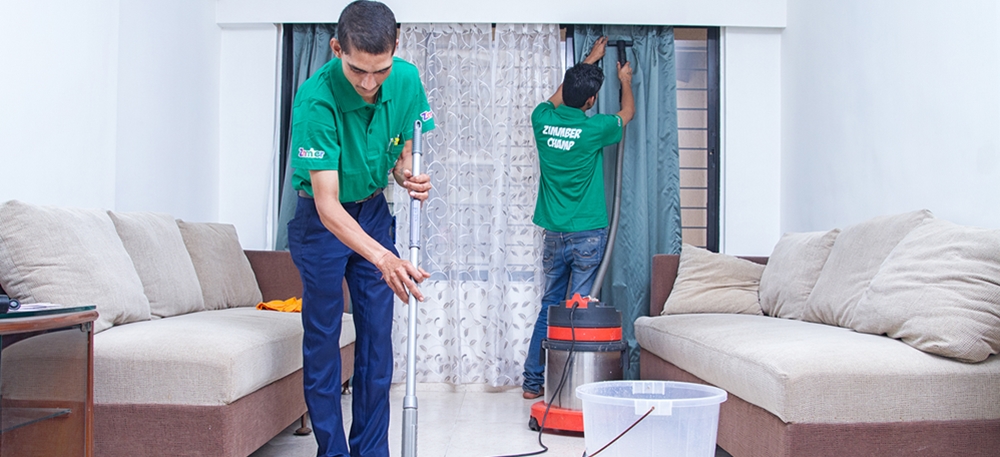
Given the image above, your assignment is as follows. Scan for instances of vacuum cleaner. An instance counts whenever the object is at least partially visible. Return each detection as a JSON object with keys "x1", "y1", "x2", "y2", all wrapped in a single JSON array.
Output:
[
  {"x1": 528, "y1": 293, "x2": 625, "y2": 433},
  {"x1": 402, "y1": 120, "x2": 424, "y2": 457},
  {"x1": 527, "y1": 39, "x2": 633, "y2": 435}
]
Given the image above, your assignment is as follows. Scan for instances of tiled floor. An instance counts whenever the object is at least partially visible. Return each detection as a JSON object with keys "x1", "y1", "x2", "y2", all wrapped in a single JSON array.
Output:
[{"x1": 251, "y1": 383, "x2": 732, "y2": 457}]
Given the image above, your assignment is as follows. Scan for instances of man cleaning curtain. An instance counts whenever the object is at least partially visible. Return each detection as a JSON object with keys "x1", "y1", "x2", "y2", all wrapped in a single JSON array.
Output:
[{"x1": 521, "y1": 36, "x2": 635, "y2": 399}]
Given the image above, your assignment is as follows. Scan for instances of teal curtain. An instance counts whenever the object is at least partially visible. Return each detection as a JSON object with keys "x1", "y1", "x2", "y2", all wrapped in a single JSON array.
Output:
[
  {"x1": 574, "y1": 26, "x2": 682, "y2": 379},
  {"x1": 275, "y1": 24, "x2": 337, "y2": 250}
]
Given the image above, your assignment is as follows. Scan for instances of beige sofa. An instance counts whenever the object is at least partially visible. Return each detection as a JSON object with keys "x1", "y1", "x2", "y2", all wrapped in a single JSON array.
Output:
[
  {"x1": 0, "y1": 200, "x2": 356, "y2": 457},
  {"x1": 636, "y1": 210, "x2": 1000, "y2": 457}
]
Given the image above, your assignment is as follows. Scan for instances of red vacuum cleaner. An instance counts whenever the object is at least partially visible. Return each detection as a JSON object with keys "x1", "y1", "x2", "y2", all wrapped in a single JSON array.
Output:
[{"x1": 528, "y1": 293, "x2": 626, "y2": 433}]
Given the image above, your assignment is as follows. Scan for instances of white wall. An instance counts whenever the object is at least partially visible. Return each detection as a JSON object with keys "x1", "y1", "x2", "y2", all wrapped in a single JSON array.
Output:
[
  {"x1": 218, "y1": 25, "x2": 281, "y2": 249},
  {"x1": 115, "y1": 0, "x2": 221, "y2": 221},
  {"x1": 782, "y1": 0, "x2": 1000, "y2": 231},
  {"x1": 0, "y1": 0, "x2": 221, "y2": 221},
  {"x1": 721, "y1": 28, "x2": 783, "y2": 255},
  {"x1": 2, "y1": 0, "x2": 787, "y2": 252},
  {"x1": 0, "y1": 0, "x2": 121, "y2": 209}
]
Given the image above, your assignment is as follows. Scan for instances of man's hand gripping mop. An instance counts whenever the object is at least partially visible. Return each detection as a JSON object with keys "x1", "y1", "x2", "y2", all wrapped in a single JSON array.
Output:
[{"x1": 402, "y1": 120, "x2": 424, "y2": 457}]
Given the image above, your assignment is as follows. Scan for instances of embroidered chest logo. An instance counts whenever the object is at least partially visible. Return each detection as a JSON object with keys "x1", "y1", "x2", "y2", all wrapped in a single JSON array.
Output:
[
  {"x1": 298, "y1": 147, "x2": 325, "y2": 159},
  {"x1": 420, "y1": 110, "x2": 434, "y2": 122}
]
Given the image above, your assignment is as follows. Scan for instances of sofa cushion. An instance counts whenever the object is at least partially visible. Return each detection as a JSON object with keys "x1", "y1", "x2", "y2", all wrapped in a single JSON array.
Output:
[
  {"x1": 635, "y1": 313, "x2": 1000, "y2": 424},
  {"x1": 109, "y1": 211, "x2": 205, "y2": 318},
  {"x1": 93, "y1": 308, "x2": 306, "y2": 405},
  {"x1": 4, "y1": 309, "x2": 355, "y2": 406},
  {"x1": 177, "y1": 221, "x2": 262, "y2": 310},
  {"x1": 662, "y1": 244, "x2": 764, "y2": 315},
  {"x1": 802, "y1": 210, "x2": 933, "y2": 327},
  {"x1": 850, "y1": 219, "x2": 1000, "y2": 362},
  {"x1": 0, "y1": 200, "x2": 150, "y2": 333},
  {"x1": 758, "y1": 229, "x2": 839, "y2": 319}
]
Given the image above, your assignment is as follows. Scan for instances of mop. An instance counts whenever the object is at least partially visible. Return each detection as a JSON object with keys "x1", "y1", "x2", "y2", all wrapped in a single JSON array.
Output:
[{"x1": 401, "y1": 120, "x2": 424, "y2": 457}]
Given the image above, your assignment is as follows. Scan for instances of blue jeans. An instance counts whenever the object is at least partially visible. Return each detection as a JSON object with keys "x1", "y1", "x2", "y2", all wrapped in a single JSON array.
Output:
[
  {"x1": 288, "y1": 194, "x2": 396, "y2": 457},
  {"x1": 522, "y1": 228, "x2": 607, "y2": 394}
]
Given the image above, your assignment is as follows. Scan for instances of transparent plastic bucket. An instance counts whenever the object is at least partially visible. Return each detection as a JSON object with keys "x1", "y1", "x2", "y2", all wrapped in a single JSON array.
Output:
[{"x1": 576, "y1": 380, "x2": 727, "y2": 457}]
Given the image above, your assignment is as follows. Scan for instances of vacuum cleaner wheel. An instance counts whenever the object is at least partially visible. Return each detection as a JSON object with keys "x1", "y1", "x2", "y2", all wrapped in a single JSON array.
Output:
[{"x1": 528, "y1": 416, "x2": 541, "y2": 432}]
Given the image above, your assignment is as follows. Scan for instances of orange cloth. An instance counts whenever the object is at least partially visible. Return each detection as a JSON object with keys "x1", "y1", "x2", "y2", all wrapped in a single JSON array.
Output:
[{"x1": 256, "y1": 297, "x2": 302, "y2": 313}]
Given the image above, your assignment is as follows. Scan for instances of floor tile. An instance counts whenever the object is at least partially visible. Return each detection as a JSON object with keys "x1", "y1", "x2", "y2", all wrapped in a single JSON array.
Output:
[{"x1": 251, "y1": 383, "x2": 729, "y2": 457}]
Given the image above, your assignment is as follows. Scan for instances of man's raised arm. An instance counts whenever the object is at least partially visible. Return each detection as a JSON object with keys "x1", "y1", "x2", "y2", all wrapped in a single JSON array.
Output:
[{"x1": 548, "y1": 36, "x2": 609, "y2": 107}]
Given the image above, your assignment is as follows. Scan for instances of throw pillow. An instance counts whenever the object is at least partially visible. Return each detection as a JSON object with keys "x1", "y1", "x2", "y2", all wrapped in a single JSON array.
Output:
[
  {"x1": 108, "y1": 211, "x2": 205, "y2": 317},
  {"x1": 802, "y1": 210, "x2": 933, "y2": 327},
  {"x1": 0, "y1": 200, "x2": 151, "y2": 332},
  {"x1": 662, "y1": 244, "x2": 765, "y2": 316},
  {"x1": 850, "y1": 219, "x2": 1000, "y2": 362},
  {"x1": 176, "y1": 220, "x2": 262, "y2": 310},
  {"x1": 758, "y1": 229, "x2": 840, "y2": 319}
]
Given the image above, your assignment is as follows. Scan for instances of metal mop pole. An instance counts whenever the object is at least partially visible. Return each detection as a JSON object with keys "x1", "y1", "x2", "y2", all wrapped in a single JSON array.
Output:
[{"x1": 402, "y1": 120, "x2": 423, "y2": 457}]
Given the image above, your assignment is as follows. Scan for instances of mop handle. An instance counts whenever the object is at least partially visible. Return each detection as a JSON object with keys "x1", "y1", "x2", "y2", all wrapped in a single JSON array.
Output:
[
  {"x1": 409, "y1": 121, "x2": 423, "y2": 250},
  {"x1": 402, "y1": 120, "x2": 422, "y2": 457}
]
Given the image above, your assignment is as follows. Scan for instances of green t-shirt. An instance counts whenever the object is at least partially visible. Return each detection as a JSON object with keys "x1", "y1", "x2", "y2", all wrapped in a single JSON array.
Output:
[
  {"x1": 290, "y1": 57, "x2": 435, "y2": 202},
  {"x1": 531, "y1": 101, "x2": 623, "y2": 232}
]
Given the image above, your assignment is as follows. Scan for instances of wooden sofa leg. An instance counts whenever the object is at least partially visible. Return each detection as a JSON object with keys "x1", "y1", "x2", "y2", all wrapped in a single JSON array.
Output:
[{"x1": 294, "y1": 413, "x2": 313, "y2": 436}]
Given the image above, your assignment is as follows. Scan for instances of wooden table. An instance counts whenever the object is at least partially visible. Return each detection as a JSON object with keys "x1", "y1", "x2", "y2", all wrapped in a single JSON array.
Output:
[{"x1": 0, "y1": 305, "x2": 97, "y2": 457}]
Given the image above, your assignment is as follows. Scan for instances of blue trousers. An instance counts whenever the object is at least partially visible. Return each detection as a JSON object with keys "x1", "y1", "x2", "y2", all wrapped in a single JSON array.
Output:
[
  {"x1": 288, "y1": 194, "x2": 396, "y2": 457},
  {"x1": 522, "y1": 228, "x2": 607, "y2": 394}
]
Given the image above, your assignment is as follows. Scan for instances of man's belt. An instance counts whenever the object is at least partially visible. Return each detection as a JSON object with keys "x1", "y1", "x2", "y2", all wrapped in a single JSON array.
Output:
[{"x1": 298, "y1": 188, "x2": 384, "y2": 204}]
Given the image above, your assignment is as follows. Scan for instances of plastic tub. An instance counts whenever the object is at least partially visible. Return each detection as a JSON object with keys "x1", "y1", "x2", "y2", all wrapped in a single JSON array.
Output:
[{"x1": 576, "y1": 380, "x2": 727, "y2": 457}]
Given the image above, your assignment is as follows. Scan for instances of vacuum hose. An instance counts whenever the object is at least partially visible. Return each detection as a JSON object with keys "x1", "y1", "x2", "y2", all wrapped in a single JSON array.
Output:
[
  {"x1": 589, "y1": 130, "x2": 625, "y2": 299},
  {"x1": 589, "y1": 39, "x2": 631, "y2": 299}
]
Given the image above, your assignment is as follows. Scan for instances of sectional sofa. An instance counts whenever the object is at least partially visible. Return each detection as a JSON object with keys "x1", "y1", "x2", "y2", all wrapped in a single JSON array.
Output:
[
  {"x1": 636, "y1": 210, "x2": 1000, "y2": 457},
  {"x1": 0, "y1": 200, "x2": 356, "y2": 456}
]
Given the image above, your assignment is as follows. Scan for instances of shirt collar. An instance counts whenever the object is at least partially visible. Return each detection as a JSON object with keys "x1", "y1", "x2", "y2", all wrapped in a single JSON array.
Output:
[
  {"x1": 330, "y1": 57, "x2": 396, "y2": 112},
  {"x1": 555, "y1": 103, "x2": 587, "y2": 119}
]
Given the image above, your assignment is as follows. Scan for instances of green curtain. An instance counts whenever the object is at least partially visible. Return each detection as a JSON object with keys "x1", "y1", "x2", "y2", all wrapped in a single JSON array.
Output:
[
  {"x1": 574, "y1": 25, "x2": 682, "y2": 379},
  {"x1": 275, "y1": 24, "x2": 338, "y2": 250}
]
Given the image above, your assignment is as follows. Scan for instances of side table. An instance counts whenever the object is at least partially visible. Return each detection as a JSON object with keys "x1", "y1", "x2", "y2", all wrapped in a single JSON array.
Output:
[{"x1": 0, "y1": 305, "x2": 97, "y2": 457}]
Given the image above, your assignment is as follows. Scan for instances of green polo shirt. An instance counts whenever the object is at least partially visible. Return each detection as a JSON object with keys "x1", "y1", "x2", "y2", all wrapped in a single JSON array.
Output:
[
  {"x1": 290, "y1": 57, "x2": 435, "y2": 202},
  {"x1": 531, "y1": 101, "x2": 623, "y2": 232}
]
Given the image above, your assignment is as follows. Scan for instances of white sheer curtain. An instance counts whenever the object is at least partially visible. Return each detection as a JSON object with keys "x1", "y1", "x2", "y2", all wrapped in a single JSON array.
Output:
[{"x1": 392, "y1": 24, "x2": 562, "y2": 386}]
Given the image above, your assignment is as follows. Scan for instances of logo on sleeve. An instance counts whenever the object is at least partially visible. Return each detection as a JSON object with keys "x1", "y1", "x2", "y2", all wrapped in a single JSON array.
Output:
[
  {"x1": 298, "y1": 147, "x2": 325, "y2": 159},
  {"x1": 420, "y1": 110, "x2": 434, "y2": 122}
]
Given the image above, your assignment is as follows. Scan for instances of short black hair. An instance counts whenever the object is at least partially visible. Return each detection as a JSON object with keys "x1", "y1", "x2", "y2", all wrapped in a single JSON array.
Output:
[
  {"x1": 337, "y1": 1, "x2": 397, "y2": 55},
  {"x1": 562, "y1": 63, "x2": 604, "y2": 108}
]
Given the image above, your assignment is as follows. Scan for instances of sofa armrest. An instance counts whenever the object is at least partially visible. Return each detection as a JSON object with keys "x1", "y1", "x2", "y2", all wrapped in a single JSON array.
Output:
[
  {"x1": 648, "y1": 253, "x2": 769, "y2": 317},
  {"x1": 244, "y1": 250, "x2": 351, "y2": 313},
  {"x1": 649, "y1": 254, "x2": 680, "y2": 316}
]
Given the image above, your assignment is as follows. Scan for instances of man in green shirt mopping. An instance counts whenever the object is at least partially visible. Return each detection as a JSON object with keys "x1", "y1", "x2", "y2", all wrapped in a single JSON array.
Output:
[
  {"x1": 522, "y1": 36, "x2": 634, "y2": 399},
  {"x1": 286, "y1": 2, "x2": 435, "y2": 456}
]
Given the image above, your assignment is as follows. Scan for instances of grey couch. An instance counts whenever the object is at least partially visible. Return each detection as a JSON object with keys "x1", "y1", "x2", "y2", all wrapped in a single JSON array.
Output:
[
  {"x1": 636, "y1": 211, "x2": 1000, "y2": 457},
  {"x1": 0, "y1": 200, "x2": 355, "y2": 456}
]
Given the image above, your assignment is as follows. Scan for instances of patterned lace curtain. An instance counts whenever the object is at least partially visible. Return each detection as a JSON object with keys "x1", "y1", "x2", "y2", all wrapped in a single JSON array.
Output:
[{"x1": 393, "y1": 24, "x2": 562, "y2": 385}]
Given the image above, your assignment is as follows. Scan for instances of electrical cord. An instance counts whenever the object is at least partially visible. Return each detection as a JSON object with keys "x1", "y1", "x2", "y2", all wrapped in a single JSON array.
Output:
[
  {"x1": 493, "y1": 300, "x2": 648, "y2": 457},
  {"x1": 490, "y1": 303, "x2": 580, "y2": 457},
  {"x1": 581, "y1": 405, "x2": 656, "y2": 457}
]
